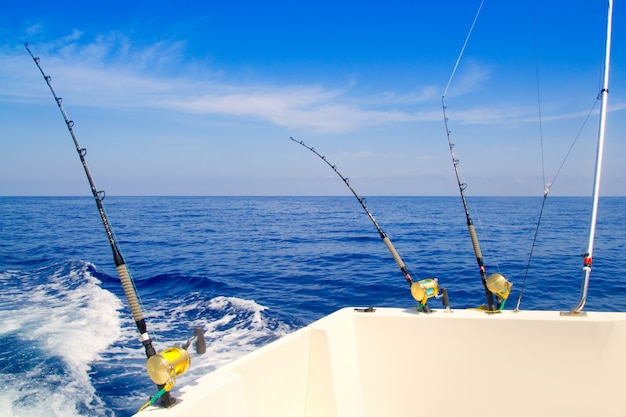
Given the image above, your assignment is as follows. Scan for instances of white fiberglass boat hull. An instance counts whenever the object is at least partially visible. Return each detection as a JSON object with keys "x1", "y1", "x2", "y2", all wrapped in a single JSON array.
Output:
[{"x1": 138, "y1": 307, "x2": 626, "y2": 417}]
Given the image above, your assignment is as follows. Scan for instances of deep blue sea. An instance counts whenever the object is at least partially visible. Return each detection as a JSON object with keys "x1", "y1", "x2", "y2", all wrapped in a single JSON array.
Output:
[{"x1": 1, "y1": 195, "x2": 625, "y2": 416}]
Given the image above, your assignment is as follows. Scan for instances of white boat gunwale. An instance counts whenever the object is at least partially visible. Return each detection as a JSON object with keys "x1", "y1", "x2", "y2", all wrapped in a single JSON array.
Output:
[{"x1": 138, "y1": 306, "x2": 626, "y2": 417}]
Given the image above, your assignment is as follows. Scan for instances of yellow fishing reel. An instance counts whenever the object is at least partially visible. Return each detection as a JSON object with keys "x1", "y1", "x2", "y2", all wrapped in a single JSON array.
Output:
[
  {"x1": 486, "y1": 273, "x2": 512, "y2": 301},
  {"x1": 147, "y1": 346, "x2": 191, "y2": 389},
  {"x1": 145, "y1": 328, "x2": 206, "y2": 397},
  {"x1": 410, "y1": 278, "x2": 439, "y2": 311}
]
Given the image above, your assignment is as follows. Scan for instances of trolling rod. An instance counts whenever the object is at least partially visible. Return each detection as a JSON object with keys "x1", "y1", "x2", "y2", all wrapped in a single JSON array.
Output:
[
  {"x1": 25, "y1": 43, "x2": 205, "y2": 409},
  {"x1": 439, "y1": 0, "x2": 511, "y2": 312},
  {"x1": 441, "y1": 112, "x2": 499, "y2": 311},
  {"x1": 24, "y1": 42, "x2": 157, "y2": 358},
  {"x1": 290, "y1": 137, "x2": 446, "y2": 311}
]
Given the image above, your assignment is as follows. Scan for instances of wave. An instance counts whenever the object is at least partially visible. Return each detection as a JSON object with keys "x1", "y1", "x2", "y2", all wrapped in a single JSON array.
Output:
[
  {"x1": 4, "y1": 197, "x2": 626, "y2": 416},
  {"x1": 0, "y1": 261, "x2": 122, "y2": 416},
  {"x1": 94, "y1": 287, "x2": 300, "y2": 416},
  {"x1": 0, "y1": 260, "x2": 301, "y2": 417}
]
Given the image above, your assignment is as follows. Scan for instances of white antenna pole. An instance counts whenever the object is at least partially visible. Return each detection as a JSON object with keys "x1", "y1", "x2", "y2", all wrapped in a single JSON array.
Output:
[{"x1": 567, "y1": 0, "x2": 613, "y2": 315}]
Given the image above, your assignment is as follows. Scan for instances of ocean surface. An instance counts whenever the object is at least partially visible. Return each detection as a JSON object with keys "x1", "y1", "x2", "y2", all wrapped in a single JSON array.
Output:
[{"x1": 1, "y1": 195, "x2": 625, "y2": 416}]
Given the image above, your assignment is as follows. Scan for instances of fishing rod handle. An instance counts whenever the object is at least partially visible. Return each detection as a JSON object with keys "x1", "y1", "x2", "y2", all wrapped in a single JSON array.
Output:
[
  {"x1": 382, "y1": 236, "x2": 406, "y2": 271},
  {"x1": 116, "y1": 264, "x2": 145, "y2": 323},
  {"x1": 467, "y1": 224, "x2": 483, "y2": 259}
]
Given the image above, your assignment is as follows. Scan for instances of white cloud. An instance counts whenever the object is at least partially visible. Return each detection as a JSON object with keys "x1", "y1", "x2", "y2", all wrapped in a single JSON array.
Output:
[
  {"x1": 25, "y1": 24, "x2": 44, "y2": 37},
  {"x1": 2, "y1": 36, "x2": 436, "y2": 133},
  {"x1": 7, "y1": 35, "x2": 617, "y2": 135},
  {"x1": 166, "y1": 90, "x2": 419, "y2": 132}
]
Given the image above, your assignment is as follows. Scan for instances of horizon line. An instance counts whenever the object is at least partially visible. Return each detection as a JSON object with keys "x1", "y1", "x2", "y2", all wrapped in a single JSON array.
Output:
[{"x1": 1, "y1": 194, "x2": 624, "y2": 198}]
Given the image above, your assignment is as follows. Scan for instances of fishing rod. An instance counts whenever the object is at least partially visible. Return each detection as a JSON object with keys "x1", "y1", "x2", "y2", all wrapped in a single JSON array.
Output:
[
  {"x1": 440, "y1": 114, "x2": 504, "y2": 311},
  {"x1": 290, "y1": 137, "x2": 446, "y2": 311},
  {"x1": 439, "y1": 1, "x2": 511, "y2": 312},
  {"x1": 25, "y1": 43, "x2": 205, "y2": 409}
]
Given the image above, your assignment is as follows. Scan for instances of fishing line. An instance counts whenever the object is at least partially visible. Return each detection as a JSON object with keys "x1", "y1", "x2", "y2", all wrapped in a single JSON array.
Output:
[
  {"x1": 290, "y1": 137, "x2": 445, "y2": 311},
  {"x1": 531, "y1": 0, "x2": 547, "y2": 189},
  {"x1": 514, "y1": 0, "x2": 546, "y2": 311},
  {"x1": 515, "y1": 0, "x2": 603, "y2": 310},
  {"x1": 515, "y1": 99, "x2": 599, "y2": 310},
  {"x1": 442, "y1": 0, "x2": 485, "y2": 98},
  {"x1": 441, "y1": 1, "x2": 511, "y2": 311}
]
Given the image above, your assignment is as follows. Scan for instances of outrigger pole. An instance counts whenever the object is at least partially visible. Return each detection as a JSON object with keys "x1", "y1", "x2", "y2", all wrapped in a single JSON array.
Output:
[
  {"x1": 565, "y1": 0, "x2": 613, "y2": 315},
  {"x1": 290, "y1": 137, "x2": 445, "y2": 311},
  {"x1": 25, "y1": 43, "x2": 204, "y2": 408}
]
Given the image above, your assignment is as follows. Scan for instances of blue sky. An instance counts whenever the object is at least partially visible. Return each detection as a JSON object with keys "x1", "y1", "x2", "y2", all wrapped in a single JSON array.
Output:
[{"x1": 0, "y1": 0, "x2": 624, "y2": 196}]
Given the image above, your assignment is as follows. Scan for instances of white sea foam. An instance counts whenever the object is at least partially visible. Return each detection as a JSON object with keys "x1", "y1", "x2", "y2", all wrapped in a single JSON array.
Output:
[
  {"x1": 0, "y1": 262, "x2": 122, "y2": 417},
  {"x1": 131, "y1": 294, "x2": 296, "y2": 395},
  {"x1": 1, "y1": 260, "x2": 297, "y2": 416}
]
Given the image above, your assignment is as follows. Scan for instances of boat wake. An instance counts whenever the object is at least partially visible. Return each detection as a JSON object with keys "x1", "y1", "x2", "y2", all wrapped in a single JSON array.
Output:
[
  {"x1": 0, "y1": 261, "x2": 122, "y2": 416},
  {"x1": 0, "y1": 260, "x2": 300, "y2": 417}
]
